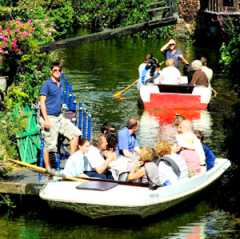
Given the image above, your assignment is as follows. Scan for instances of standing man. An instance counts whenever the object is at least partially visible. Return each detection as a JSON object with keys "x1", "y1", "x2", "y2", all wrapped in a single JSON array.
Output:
[
  {"x1": 39, "y1": 61, "x2": 81, "y2": 171},
  {"x1": 117, "y1": 118, "x2": 140, "y2": 158},
  {"x1": 160, "y1": 39, "x2": 189, "y2": 68}
]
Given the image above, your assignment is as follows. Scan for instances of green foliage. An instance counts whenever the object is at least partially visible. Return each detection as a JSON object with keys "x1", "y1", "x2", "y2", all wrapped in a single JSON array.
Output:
[
  {"x1": 0, "y1": 108, "x2": 29, "y2": 159},
  {"x1": 15, "y1": 0, "x2": 74, "y2": 38},
  {"x1": 74, "y1": 0, "x2": 151, "y2": 30},
  {"x1": 220, "y1": 22, "x2": 240, "y2": 83},
  {"x1": 48, "y1": 0, "x2": 74, "y2": 37}
]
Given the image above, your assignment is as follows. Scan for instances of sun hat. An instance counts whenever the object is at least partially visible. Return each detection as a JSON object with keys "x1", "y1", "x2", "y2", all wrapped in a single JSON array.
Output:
[
  {"x1": 176, "y1": 133, "x2": 195, "y2": 150},
  {"x1": 191, "y1": 60, "x2": 202, "y2": 71}
]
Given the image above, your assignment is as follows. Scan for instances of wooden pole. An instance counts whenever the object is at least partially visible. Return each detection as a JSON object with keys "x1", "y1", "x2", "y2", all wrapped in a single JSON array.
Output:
[{"x1": 8, "y1": 159, "x2": 149, "y2": 187}]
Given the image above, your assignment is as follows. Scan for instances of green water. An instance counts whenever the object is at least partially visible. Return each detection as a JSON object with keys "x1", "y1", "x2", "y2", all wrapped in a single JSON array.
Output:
[{"x1": 1, "y1": 36, "x2": 239, "y2": 238}]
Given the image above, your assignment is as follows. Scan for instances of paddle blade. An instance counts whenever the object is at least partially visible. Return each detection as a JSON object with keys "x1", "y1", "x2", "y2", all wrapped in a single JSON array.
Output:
[{"x1": 113, "y1": 92, "x2": 122, "y2": 98}]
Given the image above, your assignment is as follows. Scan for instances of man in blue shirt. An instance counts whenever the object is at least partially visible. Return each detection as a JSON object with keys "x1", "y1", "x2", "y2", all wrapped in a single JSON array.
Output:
[
  {"x1": 160, "y1": 39, "x2": 189, "y2": 68},
  {"x1": 117, "y1": 118, "x2": 140, "y2": 158},
  {"x1": 39, "y1": 61, "x2": 81, "y2": 171}
]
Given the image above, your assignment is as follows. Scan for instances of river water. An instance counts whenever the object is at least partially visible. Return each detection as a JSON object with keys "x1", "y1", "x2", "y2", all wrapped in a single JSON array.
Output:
[{"x1": 1, "y1": 37, "x2": 240, "y2": 238}]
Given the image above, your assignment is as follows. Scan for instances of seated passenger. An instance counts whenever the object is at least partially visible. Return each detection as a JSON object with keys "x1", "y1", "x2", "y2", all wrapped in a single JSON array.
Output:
[
  {"x1": 191, "y1": 60, "x2": 209, "y2": 87},
  {"x1": 100, "y1": 122, "x2": 117, "y2": 151},
  {"x1": 85, "y1": 134, "x2": 115, "y2": 179},
  {"x1": 127, "y1": 147, "x2": 155, "y2": 183},
  {"x1": 155, "y1": 58, "x2": 181, "y2": 85},
  {"x1": 190, "y1": 60, "x2": 212, "y2": 104},
  {"x1": 176, "y1": 119, "x2": 206, "y2": 169},
  {"x1": 138, "y1": 54, "x2": 153, "y2": 88},
  {"x1": 62, "y1": 137, "x2": 90, "y2": 177},
  {"x1": 117, "y1": 118, "x2": 140, "y2": 159},
  {"x1": 156, "y1": 140, "x2": 189, "y2": 180},
  {"x1": 176, "y1": 133, "x2": 201, "y2": 176},
  {"x1": 195, "y1": 130, "x2": 216, "y2": 171}
]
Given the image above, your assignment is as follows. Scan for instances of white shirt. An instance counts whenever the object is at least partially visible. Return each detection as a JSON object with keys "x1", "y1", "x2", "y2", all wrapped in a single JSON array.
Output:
[
  {"x1": 62, "y1": 150, "x2": 86, "y2": 177},
  {"x1": 166, "y1": 153, "x2": 189, "y2": 180},
  {"x1": 86, "y1": 145, "x2": 105, "y2": 171},
  {"x1": 202, "y1": 66, "x2": 213, "y2": 82},
  {"x1": 158, "y1": 161, "x2": 178, "y2": 185},
  {"x1": 158, "y1": 66, "x2": 181, "y2": 85}
]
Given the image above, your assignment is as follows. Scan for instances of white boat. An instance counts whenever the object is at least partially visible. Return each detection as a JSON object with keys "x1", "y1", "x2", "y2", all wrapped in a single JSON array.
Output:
[{"x1": 39, "y1": 158, "x2": 230, "y2": 219}]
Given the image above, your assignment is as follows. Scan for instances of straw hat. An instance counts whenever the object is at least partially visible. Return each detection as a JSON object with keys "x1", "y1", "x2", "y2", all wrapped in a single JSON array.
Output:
[{"x1": 191, "y1": 60, "x2": 202, "y2": 71}]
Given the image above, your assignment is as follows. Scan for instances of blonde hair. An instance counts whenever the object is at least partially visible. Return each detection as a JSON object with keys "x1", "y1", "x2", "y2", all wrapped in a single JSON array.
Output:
[
  {"x1": 139, "y1": 147, "x2": 154, "y2": 162},
  {"x1": 155, "y1": 141, "x2": 172, "y2": 157},
  {"x1": 165, "y1": 58, "x2": 175, "y2": 67}
]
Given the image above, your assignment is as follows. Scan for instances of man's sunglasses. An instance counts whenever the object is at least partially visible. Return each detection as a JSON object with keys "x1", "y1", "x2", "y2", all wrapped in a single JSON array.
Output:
[{"x1": 52, "y1": 68, "x2": 61, "y2": 72}]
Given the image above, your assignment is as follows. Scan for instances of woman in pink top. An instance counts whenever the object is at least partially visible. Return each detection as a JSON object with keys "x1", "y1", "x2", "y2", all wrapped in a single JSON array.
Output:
[{"x1": 177, "y1": 133, "x2": 201, "y2": 176}]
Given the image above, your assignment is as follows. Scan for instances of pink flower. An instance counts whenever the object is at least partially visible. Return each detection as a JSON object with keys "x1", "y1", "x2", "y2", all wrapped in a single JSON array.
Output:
[
  {"x1": 21, "y1": 31, "x2": 29, "y2": 37},
  {"x1": 16, "y1": 19, "x2": 21, "y2": 25},
  {"x1": 11, "y1": 38, "x2": 17, "y2": 49}
]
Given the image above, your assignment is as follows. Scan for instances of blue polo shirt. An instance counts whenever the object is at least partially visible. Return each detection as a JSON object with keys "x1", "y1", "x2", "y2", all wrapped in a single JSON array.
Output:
[
  {"x1": 117, "y1": 127, "x2": 138, "y2": 154},
  {"x1": 40, "y1": 78, "x2": 63, "y2": 116},
  {"x1": 164, "y1": 49, "x2": 182, "y2": 67}
]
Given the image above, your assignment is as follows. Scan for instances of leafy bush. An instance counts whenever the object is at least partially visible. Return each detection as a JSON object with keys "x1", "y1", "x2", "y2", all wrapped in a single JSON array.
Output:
[
  {"x1": 219, "y1": 17, "x2": 240, "y2": 84},
  {"x1": 73, "y1": 0, "x2": 151, "y2": 30}
]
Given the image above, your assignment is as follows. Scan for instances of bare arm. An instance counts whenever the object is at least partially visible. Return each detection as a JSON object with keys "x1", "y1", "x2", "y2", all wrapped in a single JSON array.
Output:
[
  {"x1": 160, "y1": 39, "x2": 175, "y2": 53},
  {"x1": 95, "y1": 151, "x2": 115, "y2": 174},
  {"x1": 122, "y1": 149, "x2": 138, "y2": 158},
  {"x1": 39, "y1": 95, "x2": 51, "y2": 129},
  {"x1": 179, "y1": 55, "x2": 189, "y2": 65},
  {"x1": 128, "y1": 166, "x2": 145, "y2": 181},
  {"x1": 160, "y1": 42, "x2": 170, "y2": 53}
]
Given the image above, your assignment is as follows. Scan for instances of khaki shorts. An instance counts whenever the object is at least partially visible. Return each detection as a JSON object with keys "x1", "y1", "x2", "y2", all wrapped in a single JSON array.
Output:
[{"x1": 40, "y1": 114, "x2": 82, "y2": 152}]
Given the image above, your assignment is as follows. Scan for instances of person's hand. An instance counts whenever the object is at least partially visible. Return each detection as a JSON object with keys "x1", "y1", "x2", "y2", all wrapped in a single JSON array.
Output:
[
  {"x1": 44, "y1": 119, "x2": 52, "y2": 129},
  {"x1": 104, "y1": 150, "x2": 116, "y2": 162}
]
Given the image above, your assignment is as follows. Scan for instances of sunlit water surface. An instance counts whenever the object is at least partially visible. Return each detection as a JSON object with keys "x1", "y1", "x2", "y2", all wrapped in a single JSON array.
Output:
[{"x1": 1, "y1": 36, "x2": 239, "y2": 238}]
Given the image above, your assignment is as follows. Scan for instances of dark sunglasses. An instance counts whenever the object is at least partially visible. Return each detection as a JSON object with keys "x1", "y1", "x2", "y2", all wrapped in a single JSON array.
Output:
[{"x1": 52, "y1": 68, "x2": 61, "y2": 72}]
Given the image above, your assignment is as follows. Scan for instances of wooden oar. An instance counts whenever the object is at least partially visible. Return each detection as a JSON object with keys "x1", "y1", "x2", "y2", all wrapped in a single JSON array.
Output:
[
  {"x1": 113, "y1": 79, "x2": 138, "y2": 98},
  {"x1": 8, "y1": 159, "x2": 84, "y2": 182},
  {"x1": 8, "y1": 159, "x2": 149, "y2": 187}
]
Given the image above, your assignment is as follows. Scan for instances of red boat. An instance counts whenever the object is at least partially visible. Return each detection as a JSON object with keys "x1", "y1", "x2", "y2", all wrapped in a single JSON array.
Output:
[{"x1": 139, "y1": 84, "x2": 212, "y2": 110}]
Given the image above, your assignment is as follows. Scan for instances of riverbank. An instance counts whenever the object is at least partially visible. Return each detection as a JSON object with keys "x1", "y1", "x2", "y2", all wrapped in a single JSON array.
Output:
[{"x1": 0, "y1": 162, "x2": 45, "y2": 195}]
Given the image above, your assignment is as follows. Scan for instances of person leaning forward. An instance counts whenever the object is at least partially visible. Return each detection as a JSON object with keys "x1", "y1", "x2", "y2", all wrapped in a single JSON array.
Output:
[
  {"x1": 117, "y1": 118, "x2": 140, "y2": 159},
  {"x1": 39, "y1": 61, "x2": 81, "y2": 171}
]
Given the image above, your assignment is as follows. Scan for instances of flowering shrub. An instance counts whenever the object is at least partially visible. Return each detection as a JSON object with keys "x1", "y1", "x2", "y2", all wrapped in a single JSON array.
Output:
[{"x1": 0, "y1": 19, "x2": 34, "y2": 56}]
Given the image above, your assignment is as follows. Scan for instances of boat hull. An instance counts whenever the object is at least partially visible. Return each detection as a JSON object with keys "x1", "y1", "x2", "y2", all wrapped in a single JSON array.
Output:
[
  {"x1": 39, "y1": 158, "x2": 230, "y2": 219},
  {"x1": 139, "y1": 85, "x2": 210, "y2": 110}
]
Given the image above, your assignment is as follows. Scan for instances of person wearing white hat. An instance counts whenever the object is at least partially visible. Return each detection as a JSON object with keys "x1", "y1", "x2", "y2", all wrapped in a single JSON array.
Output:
[{"x1": 190, "y1": 60, "x2": 212, "y2": 104}]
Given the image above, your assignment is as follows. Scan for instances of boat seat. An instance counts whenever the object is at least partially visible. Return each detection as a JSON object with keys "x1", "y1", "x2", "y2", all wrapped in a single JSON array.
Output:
[
  {"x1": 158, "y1": 84, "x2": 194, "y2": 93},
  {"x1": 76, "y1": 181, "x2": 118, "y2": 191}
]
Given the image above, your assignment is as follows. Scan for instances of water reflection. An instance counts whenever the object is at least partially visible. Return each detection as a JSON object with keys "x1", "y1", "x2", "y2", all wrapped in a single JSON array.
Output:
[
  {"x1": 0, "y1": 206, "x2": 239, "y2": 239},
  {"x1": 165, "y1": 211, "x2": 239, "y2": 239},
  {"x1": 138, "y1": 109, "x2": 213, "y2": 147}
]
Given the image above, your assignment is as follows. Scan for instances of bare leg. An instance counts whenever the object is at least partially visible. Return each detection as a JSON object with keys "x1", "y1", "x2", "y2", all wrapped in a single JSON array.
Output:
[{"x1": 69, "y1": 136, "x2": 79, "y2": 154}]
